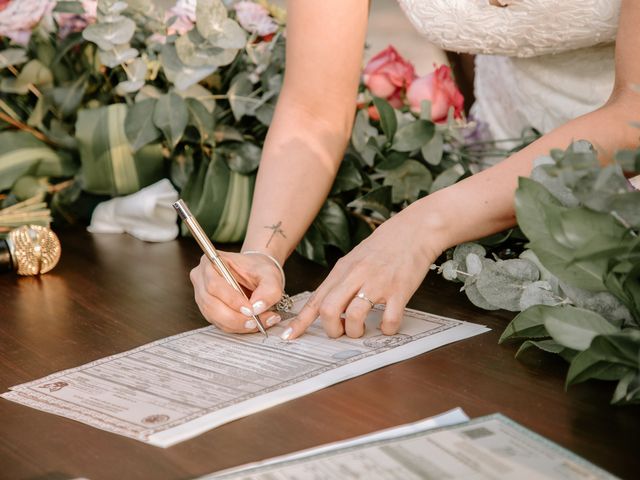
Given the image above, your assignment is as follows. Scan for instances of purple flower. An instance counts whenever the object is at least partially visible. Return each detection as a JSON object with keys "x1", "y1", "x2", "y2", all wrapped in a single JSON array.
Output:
[{"x1": 235, "y1": 1, "x2": 277, "y2": 37}]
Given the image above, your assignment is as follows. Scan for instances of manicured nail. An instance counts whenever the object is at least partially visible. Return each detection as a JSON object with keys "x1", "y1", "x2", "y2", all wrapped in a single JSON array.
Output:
[
  {"x1": 244, "y1": 319, "x2": 257, "y2": 329},
  {"x1": 266, "y1": 314, "x2": 281, "y2": 327},
  {"x1": 252, "y1": 300, "x2": 266, "y2": 315},
  {"x1": 281, "y1": 327, "x2": 293, "y2": 340},
  {"x1": 240, "y1": 306, "x2": 253, "y2": 317}
]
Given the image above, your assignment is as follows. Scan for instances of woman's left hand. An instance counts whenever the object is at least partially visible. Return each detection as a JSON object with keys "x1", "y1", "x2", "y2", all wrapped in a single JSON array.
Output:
[{"x1": 282, "y1": 205, "x2": 446, "y2": 340}]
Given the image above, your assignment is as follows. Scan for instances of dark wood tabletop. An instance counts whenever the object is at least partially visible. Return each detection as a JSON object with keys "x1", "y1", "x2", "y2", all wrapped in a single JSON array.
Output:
[{"x1": 0, "y1": 228, "x2": 637, "y2": 480}]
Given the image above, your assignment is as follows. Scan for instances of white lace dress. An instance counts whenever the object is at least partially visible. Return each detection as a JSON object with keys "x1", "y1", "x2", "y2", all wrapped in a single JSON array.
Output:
[{"x1": 396, "y1": 0, "x2": 620, "y2": 144}]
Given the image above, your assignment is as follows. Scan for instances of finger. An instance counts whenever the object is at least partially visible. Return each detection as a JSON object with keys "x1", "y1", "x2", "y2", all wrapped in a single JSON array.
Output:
[
  {"x1": 248, "y1": 274, "x2": 283, "y2": 316},
  {"x1": 243, "y1": 310, "x2": 282, "y2": 331},
  {"x1": 318, "y1": 284, "x2": 362, "y2": 338},
  {"x1": 380, "y1": 297, "x2": 405, "y2": 336},
  {"x1": 344, "y1": 294, "x2": 374, "y2": 338},
  {"x1": 198, "y1": 265, "x2": 254, "y2": 316},
  {"x1": 282, "y1": 291, "x2": 322, "y2": 340}
]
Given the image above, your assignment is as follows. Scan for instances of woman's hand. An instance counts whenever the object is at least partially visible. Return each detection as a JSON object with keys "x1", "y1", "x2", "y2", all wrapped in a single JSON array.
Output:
[
  {"x1": 190, "y1": 251, "x2": 284, "y2": 333},
  {"x1": 283, "y1": 206, "x2": 446, "y2": 340}
]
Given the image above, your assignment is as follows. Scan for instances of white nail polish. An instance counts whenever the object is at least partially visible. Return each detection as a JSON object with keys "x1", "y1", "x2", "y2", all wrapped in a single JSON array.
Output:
[
  {"x1": 281, "y1": 327, "x2": 293, "y2": 340},
  {"x1": 252, "y1": 300, "x2": 266, "y2": 315},
  {"x1": 240, "y1": 306, "x2": 253, "y2": 317},
  {"x1": 266, "y1": 315, "x2": 281, "y2": 327},
  {"x1": 244, "y1": 319, "x2": 257, "y2": 329}
]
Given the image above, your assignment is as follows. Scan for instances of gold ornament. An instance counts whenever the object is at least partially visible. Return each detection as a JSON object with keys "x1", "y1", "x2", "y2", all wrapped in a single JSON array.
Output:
[{"x1": 7, "y1": 225, "x2": 61, "y2": 275}]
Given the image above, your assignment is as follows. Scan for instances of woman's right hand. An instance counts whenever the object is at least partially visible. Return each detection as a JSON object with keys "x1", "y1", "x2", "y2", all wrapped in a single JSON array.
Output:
[{"x1": 189, "y1": 251, "x2": 284, "y2": 333}]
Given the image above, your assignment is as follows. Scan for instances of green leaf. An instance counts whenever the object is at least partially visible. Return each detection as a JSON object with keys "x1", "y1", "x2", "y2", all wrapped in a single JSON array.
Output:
[
  {"x1": 1, "y1": 60, "x2": 53, "y2": 94},
  {"x1": 196, "y1": 0, "x2": 228, "y2": 39},
  {"x1": 612, "y1": 371, "x2": 640, "y2": 404},
  {"x1": 383, "y1": 160, "x2": 433, "y2": 203},
  {"x1": 185, "y1": 98, "x2": 215, "y2": 143},
  {"x1": 372, "y1": 97, "x2": 397, "y2": 142},
  {"x1": 315, "y1": 200, "x2": 351, "y2": 253},
  {"x1": 376, "y1": 151, "x2": 409, "y2": 171},
  {"x1": 453, "y1": 243, "x2": 486, "y2": 265},
  {"x1": 499, "y1": 304, "x2": 555, "y2": 343},
  {"x1": 53, "y1": 1, "x2": 85, "y2": 14},
  {"x1": 296, "y1": 223, "x2": 327, "y2": 266},
  {"x1": 351, "y1": 109, "x2": 377, "y2": 154},
  {"x1": 566, "y1": 349, "x2": 632, "y2": 387},
  {"x1": 476, "y1": 259, "x2": 539, "y2": 311},
  {"x1": 464, "y1": 278, "x2": 500, "y2": 311},
  {"x1": 222, "y1": 142, "x2": 261, "y2": 174},
  {"x1": 421, "y1": 131, "x2": 443, "y2": 166},
  {"x1": 544, "y1": 307, "x2": 618, "y2": 351},
  {"x1": 160, "y1": 44, "x2": 216, "y2": 91},
  {"x1": 228, "y1": 73, "x2": 254, "y2": 121},
  {"x1": 391, "y1": 120, "x2": 435, "y2": 152},
  {"x1": 0, "y1": 48, "x2": 28, "y2": 69},
  {"x1": 515, "y1": 339, "x2": 566, "y2": 358},
  {"x1": 125, "y1": 99, "x2": 161, "y2": 152},
  {"x1": 347, "y1": 186, "x2": 392, "y2": 219},
  {"x1": 519, "y1": 281, "x2": 559, "y2": 310},
  {"x1": 331, "y1": 157, "x2": 363, "y2": 194},
  {"x1": 211, "y1": 170, "x2": 255, "y2": 243},
  {"x1": 50, "y1": 75, "x2": 87, "y2": 118},
  {"x1": 430, "y1": 163, "x2": 465, "y2": 193},
  {"x1": 82, "y1": 17, "x2": 136, "y2": 51},
  {"x1": 153, "y1": 92, "x2": 189, "y2": 148}
]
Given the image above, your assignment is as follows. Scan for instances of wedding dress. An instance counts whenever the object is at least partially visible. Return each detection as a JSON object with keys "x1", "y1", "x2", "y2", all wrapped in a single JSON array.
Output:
[{"x1": 396, "y1": 0, "x2": 621, "y2": 144}]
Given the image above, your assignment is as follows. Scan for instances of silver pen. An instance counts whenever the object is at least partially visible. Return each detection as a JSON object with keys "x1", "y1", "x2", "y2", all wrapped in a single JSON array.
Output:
[{"x1": 173, "y1": 199, "x2": 268, "y2": 337}]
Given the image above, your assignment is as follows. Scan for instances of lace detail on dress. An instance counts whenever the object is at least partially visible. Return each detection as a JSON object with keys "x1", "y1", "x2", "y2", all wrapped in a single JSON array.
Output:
[{"x1": 395, "y1": 0, "x2": 620, "y2": 58}]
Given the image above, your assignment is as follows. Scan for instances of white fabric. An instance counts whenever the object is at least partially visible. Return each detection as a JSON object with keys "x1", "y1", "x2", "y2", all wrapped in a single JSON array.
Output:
[
  {"x1": 87, "y1": 179, "x2": 179, "y2": 242},
  {"x1": 396, "y1": 0, "x2": 620, "y2": 142}
]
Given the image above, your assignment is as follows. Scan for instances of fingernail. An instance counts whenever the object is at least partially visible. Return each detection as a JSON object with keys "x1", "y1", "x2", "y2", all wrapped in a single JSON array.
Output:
[
  {"x1": 244, "y1": 319, "x2": 257, "y2": 329},
  {"x1": 281, "y1": 327, "x2": 293, "y2": 340},
  {"x1": 252, "y1": 300, "x2": 266, "y2": 315},
  {"x1": 240, "y1": 306, "x2": 253, "y2": 317},
  {"x1": 266, "y1": 314, "x2": 281, "y2": 327}
]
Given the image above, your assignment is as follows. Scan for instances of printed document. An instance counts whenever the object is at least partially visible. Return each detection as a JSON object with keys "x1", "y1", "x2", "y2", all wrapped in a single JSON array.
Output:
[
  {"x1": 204, "y1": 412, "x2": 618, "y2": 480},
  {"x1": 2, "y1": 293, "x2": 488, "y2": 447}
]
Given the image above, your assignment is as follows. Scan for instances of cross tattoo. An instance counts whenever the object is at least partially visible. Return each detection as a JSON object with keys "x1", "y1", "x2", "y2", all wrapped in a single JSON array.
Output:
[{"x1": 264, "y1": 221, "x2": 286, "y2": 248}]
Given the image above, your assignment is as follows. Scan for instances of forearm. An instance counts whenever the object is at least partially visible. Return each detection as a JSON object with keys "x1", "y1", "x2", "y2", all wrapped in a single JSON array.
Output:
[
  {"x1": 241, "y1": 100, "x2": 353, "y2": 264},
  {"x1": 411, "y1": 99, "x2": 640, "y2": 256}
]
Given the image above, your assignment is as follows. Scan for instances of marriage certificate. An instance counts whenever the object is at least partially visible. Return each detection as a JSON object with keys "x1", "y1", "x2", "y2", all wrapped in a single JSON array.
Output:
[{"x1": 2, "y1": 293, "x2": 488, "y2": 447}]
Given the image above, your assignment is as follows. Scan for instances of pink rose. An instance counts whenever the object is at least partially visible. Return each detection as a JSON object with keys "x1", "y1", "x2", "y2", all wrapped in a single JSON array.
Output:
[
  {"x1": 166, "y1": 0, "x2": 196, "y2": 36},
  {"x1": 55, "y1": 0, "x2": 97, "y2": 39},
  {"x1": 235, "y1": 1, "x2": 278, "y2": 37},
  {"x1": 0, "y1": 0, "x2": 55, "y2": 45},
  {"x1": 363, "y1": 46, "x2": 416, "y2": 105},
  {"x1": 406, "y1": 65, "x2": 464, "y2": 122}
]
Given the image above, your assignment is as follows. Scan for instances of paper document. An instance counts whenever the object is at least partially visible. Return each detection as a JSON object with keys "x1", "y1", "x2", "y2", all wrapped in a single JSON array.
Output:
[
  {"x1": 2, "y1": 293, "x2": 488, "y2": 447},
  {"x1": 204, "y1": 412, "x2": 618, "y2": 480}
]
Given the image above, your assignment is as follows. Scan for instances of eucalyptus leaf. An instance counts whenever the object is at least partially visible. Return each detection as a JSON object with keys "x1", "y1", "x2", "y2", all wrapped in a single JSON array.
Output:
[
  {"x1": 185, "y1": 98, "x2": 215, "y2": 143},
  {"x1": 83, "y1": 17, "x2": 136, "y2": 50},
  {"x1": 430, "y1": 163, "x2": 465, "y2": 193},
  {"x1": 476, "y1": 259, "x2": 539, "y2": 311},
  {"x1": 519, "y1": 281, "x2": 559, "y2": 310},
  {"x1": 421, "y1": 131, "x2": 443, "y2": 166},
  {"x1": 383, "y1": 160, "x2": 433, "y2": 203},
  {"x1": 125, "y1": 98, "x2": 161, "y2": 152},
  {"x1": 391, "y1": 120, "x2": 434, "y2": 152},
  {"x1": 352, "y1": 109, "x2": 377, "y2": 154},
  {"x1": 50, "y1": 75, "x2": 87, "y2": 118},
  {"x1": 453, "y1": 243, "x2": 487, "y2": 265},
  {"x1": 222, "y1": 142, "x2": 261, "y2": 174},
  {"x1": 228, "y1": 73, "x2": 255, "y2": 121},
  {"x1": 161, "y1": 44, "x2": 216, "y2": 91},
  {"x1": 464, "y1": 278, "x2": 500, "y2": 311},
  {"x1": 196, "y1": 0, "x2": 228, "y2": 40},
  {"x1": 0, "y1": 48, "x2": 28, "y2": 69},
  {"x1": 347, "y1": 186, "x2": 392, "y2": 219},
  {"x1": 1, "y1": 60, "x2": 53, "y2": 95},
  {"x1": 153, "y1": 92, "x2": 189, "y2": 148},
  {"x1": 99, "y1": 46, "x2": 138, "y2": 68},
  {"x1": 440, "y1": 260, "x2": 459, "y2": 281}
]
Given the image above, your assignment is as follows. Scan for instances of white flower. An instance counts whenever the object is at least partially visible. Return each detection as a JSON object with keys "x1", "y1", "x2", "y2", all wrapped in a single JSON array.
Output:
[
  {"x1": 0, "y1": 0, "x2": 55, "y2": 45},
  {"x1": 234, "y1": 1, "x2": 277, "y2": 37},
  {"x1": 166, "y1": 0, "x2": 196, "y2": 36}
]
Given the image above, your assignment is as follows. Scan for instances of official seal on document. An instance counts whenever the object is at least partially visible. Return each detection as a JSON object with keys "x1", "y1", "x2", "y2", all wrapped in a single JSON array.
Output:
[
  {"x1": 363, "y1": 334, "x2": 410, "y2": 349},
  {"x1": 142, "y1": 414, "x2": 170, "y2": 425}
]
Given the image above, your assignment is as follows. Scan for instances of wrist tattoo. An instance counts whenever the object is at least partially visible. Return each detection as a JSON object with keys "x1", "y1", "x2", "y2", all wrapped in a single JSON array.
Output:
[{"x1": 264, "y1": 221, "x2": 286, "y2": 248}]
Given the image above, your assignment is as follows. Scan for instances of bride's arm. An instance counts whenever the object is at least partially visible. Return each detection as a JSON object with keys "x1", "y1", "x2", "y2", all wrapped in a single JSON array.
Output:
[
  {"x1": 189, "y1": 1, "x2": 369, "y2": 332},
  {"x1": 398, "y1": 0, "x2": 619, "y2": 57},
  {"x1": 285, "y1": 0, "x2": 640, "y2": 340}
]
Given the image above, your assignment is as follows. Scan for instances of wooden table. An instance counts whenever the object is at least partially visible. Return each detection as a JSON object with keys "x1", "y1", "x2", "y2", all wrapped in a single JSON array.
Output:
[{"x1": 0, "y1": 229, "x2": 637, "y2": 480}]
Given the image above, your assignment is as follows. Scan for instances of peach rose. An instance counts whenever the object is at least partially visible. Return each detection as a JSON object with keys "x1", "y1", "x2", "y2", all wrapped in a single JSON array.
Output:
[
  {"x1": 406, "y1": 65, "x2": 464, "y2": 123},
  {"x1": 363, "y1": 46, "x2": 416, "y2": 108}
]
